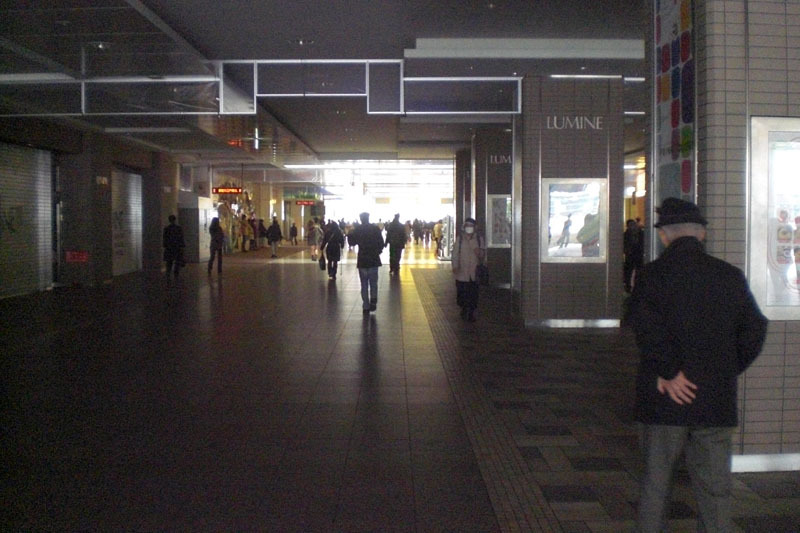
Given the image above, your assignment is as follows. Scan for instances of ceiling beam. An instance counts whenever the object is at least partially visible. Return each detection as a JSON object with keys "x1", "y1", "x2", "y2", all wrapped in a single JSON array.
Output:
[{"x1": 123, "y1": 0, "x2": 208, "y2": 63}]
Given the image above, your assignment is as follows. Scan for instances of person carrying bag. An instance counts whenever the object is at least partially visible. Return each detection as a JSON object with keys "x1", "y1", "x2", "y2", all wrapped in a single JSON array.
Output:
[{"x1": 452, "y1": 217, "x2": 485, "y2": 322}]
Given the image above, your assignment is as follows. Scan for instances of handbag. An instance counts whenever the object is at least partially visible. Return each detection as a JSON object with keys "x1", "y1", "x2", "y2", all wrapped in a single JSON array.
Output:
[
  {"x1": 319, "y1": 256, "x2": 326, "y2": 270},
  {"x1": 476, "y1": 263, "x2": 489, "y2": 286}
]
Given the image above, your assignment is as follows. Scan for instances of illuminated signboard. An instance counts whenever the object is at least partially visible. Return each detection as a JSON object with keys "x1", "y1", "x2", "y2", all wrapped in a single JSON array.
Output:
[
  {"x1": 212, "y1": 187, "x2": 242, "y2": 194},
  {"x1": 65, "y1": 250, "x2": 90, "y2": 263},
  {"x1": 295, "y1": 200, "x2": 316, "y2": 206}
]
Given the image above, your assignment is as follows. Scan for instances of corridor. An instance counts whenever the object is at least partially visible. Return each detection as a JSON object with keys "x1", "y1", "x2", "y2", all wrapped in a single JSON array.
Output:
[{"x1": 2, "y1": 243, "x2": 798, "y2": 531}]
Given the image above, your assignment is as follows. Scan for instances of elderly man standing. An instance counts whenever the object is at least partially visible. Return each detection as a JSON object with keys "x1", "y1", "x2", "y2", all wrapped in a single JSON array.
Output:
[{"x1": 627, "y1": 198, "x2": 767, "y2": 533}]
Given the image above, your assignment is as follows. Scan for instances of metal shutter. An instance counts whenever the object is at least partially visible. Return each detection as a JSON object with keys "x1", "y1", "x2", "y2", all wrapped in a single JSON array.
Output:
[{"x1": 0, "y1": 141, "x2": 52, "y2": 298}]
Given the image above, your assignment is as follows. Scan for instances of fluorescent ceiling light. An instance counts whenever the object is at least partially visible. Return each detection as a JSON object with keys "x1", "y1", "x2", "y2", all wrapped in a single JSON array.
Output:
[
  {"x1": 624, "y1": 77, "x2": 646, "y2": 83},
  {"x1": 405, "y1": 38, "x2": 644, "y2": 60},
  {"x1": 624, "y1": 111, "x2": 646, "y2": 116},
  {"x1": 104, "y1": 127, "x2": 193, "y2": 133},
  {"x1": 285, "y1": 162, "x2": 452, "y2": 170},
  {"x1": 550, "y1": 74, "x2": 622, "y2": 80},
  {"x1": 0, "y1": 72, "x2": 76, "y2": 83}
]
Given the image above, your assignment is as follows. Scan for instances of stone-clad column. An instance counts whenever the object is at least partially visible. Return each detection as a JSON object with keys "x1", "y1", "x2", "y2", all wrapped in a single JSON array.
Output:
[{"x1": 520, "y1": 76, "x2": 624, "y2": 325}]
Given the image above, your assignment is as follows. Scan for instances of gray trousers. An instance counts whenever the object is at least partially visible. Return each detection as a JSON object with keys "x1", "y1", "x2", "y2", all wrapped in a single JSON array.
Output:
[{"x1": 637, "y1": 424, "x2": 733, "y2": 533}]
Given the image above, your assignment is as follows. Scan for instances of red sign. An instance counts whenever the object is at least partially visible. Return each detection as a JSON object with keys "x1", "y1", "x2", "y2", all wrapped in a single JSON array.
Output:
[
  {"x1": 295, "y1": 200, "x2": 316, "y2": 206},
  {"x1": 212, "y1": 187, "x2": 242, "y2": 194},
  {"x1": 65, "y1": 251, "x2": 89, "y2": 263}
]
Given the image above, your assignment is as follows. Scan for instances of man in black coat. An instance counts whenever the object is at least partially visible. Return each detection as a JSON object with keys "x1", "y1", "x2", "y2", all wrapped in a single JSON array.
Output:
[
  {"x1": 349, "y1": 212, "x2": 384, "y2": 314},
  {"x1": 162, "y1": 214, "x2": 185, "y2": 278},
  {"x1": 627, "y1": 198, "x2": 767, "y2": 533},
  {"x1": 384, "y1": 213, "x2": 406, "y2": 275}
]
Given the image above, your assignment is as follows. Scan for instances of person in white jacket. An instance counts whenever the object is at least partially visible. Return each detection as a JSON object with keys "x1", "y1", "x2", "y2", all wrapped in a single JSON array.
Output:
[{"x1": 451, "y1": 217, "x2": 485, "y2": 322}]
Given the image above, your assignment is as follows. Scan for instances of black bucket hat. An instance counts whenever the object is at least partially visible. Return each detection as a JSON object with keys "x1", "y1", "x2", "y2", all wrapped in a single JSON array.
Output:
[{"x1": 654, "y1": 198, "x2": 708, "y2": 228}]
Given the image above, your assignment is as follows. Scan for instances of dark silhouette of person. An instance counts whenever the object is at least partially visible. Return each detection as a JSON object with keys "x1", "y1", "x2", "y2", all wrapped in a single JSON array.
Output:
[
  {"x1": 208, "y1": 216, "x2": 224, "y2": 274},
  {"x1": 627, "y1": 198, "x2": 767, "y2": 532},
  {"x1": 349, "y1": 212, "x2": 384, "y2": 314},
  {"x1": 163, "y1": 214, "x2": 185, "y2": 278},
  {"x1": 320, "y1": 220, "x2": 345, "y2": 280},
  {"x1": 623, "y1": 218, "x2": 644, "y2": 292},
  {"x1": 266, "y1": 217, "x2": 283, "y2": 258},
  {"x1": 384, "y1": 213, "x2": 406, "y2": 275}
]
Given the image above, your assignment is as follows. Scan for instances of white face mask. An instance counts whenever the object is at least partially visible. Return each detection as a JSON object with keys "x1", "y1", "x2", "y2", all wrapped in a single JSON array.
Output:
[{"x1": 464, "y1": 226, "x2": 475, "y2": 234}]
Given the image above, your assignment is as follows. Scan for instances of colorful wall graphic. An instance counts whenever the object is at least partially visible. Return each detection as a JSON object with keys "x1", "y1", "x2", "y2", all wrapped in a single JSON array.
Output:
[{"x1": 654, "y1": 0, "x2": 695, "y2": 202}]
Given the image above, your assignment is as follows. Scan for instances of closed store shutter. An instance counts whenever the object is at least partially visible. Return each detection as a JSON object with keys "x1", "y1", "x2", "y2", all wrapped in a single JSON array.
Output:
[
  {"x1": 0, "y1": 141, "x2": 52, "y2": 298},
  {"x1": 111, "y1": 170, "x2": 142, "y2": 276}
]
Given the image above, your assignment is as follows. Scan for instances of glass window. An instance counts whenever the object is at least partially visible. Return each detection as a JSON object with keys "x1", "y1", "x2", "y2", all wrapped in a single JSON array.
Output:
[{"x1": 750, "y1": 117, "x2": 800, "y2": 319}]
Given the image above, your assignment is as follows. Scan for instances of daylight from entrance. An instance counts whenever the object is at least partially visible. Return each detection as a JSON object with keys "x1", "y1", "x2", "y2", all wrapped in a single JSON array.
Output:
[{"x1": 286, "y1": 160, "x2": 455, "y2": 225}]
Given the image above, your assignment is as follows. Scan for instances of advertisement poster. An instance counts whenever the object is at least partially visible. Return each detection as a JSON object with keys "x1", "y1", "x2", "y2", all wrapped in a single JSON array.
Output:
[
  {"x1": 541, "y1": 179, "x2": 607, "y2": 263},
  {"x1": 488, "y1": 195, "x2": 511, "y2": 247},
  {"x1": 766, "y1": 137, "x2": 800, "y2": 307},
  {"x1": 654, "y1": 0, "x2": 695, "y2": 202}
]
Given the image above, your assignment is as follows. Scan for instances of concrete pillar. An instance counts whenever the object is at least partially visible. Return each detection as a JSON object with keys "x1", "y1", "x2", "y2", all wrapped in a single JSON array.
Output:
[{"x1": 474, "y1": 126, "x2": 513, "y2": 287}]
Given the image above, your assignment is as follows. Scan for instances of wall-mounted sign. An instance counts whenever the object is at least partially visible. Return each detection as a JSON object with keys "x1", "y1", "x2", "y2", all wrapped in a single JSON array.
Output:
[
  {"x1": 295, "y1": 200, "x2": 316, "y2": 206},
  {"x1": 545, "y1": 116, "x2": 604, "y2": 130},
  {"x1": 489, "y1": 154, "x2": 512, "y2": 164},
  {"x1": 65, "y1": 250, "x2": 89, "y2": 263},
  {"x1": 212, "y1": 187, "x2": 242, "y2": 194}
]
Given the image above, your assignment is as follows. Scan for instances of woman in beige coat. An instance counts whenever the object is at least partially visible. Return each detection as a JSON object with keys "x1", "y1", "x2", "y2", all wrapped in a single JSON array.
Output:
[{"x1": 452, "y1": 217, "x2": 485, "y2": 322}]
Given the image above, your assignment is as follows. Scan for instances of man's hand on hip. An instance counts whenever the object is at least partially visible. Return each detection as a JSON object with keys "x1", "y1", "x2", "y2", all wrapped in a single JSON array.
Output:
[{"x1": 657, "y1": 371, "x2": 698, "y2": 405}]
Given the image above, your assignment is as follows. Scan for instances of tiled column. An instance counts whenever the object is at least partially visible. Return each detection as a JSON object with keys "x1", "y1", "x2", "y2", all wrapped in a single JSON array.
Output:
[{"x1": 695, "y1": 0, "x2": 800, "y2": 456}]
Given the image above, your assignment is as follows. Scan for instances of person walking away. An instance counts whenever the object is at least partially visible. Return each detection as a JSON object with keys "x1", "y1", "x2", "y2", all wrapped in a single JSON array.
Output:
[
  {"x1": 266, "y1": 217, "x2": 283, "y2": 258},
  {"x1": 248, "y1": 216, "x2": 258, "y2": 250},
  {"x1": 258, "y1": 218, "x2": 268, "y2": 249},
  {"x1": 320, "y1": 220, "x2": 345, "y2": 280},
  {"x1": 433, "y1": 219, "x2": 443, "y2": 255},
  {"x1": 289, "y1": 222, "x2": 298, "y2": 245},
  {"x1": 208, "y1": 216, "x2": 224, "y2": 274},
  {"x1": 308, "y1": 217, "x2": 323, "y2": 260},
  {"x1": 239, "y1": 214, "x2": 253, "y2": 252},
  {"x1": 384, "y1": 213, "x2": 406, "y2": 275},
  {"x1": 626, "y1": 198, "x2": 767, "y2": 533},
  {"x1": 623, "y1": 218, "x2": 645, "y2": 293},
  {"x1": 163, "y1": 214, "x2": 185, "y2": 278},
  {"x1": 349, "y1": 212, "x2": 384, "y2": 314},
  {"x1": 452, "y1": 217, "x2": 485, "y2": 322}
]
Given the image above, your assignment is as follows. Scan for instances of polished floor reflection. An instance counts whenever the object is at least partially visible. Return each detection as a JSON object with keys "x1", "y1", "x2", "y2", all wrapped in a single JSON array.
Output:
[{"x1": 2, "y1": 242, "x2": 798, "y2": 531}]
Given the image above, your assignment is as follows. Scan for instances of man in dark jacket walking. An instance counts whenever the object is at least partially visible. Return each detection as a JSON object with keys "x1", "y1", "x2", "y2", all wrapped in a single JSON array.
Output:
[
  {"x1": 384, "y1": 213, "x2": 406, "y2": 275},
  {"x1": 266, "y1": 217, "x2": 282, "y2": 258},
  {"x1": 627, "y1": 198, "x2": 767, "y2": 533},
  {"x1": 349, "y1": 212, "x2": 384, "y2": 314},
  {"x1": 163, "y1": 214, "x2": 185, "y2": 278}
]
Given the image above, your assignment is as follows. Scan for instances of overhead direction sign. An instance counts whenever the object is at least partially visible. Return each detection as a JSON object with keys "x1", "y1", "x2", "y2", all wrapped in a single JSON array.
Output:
[{"x1": 212, "y1": 187, "x2": 242, "y2": 194}]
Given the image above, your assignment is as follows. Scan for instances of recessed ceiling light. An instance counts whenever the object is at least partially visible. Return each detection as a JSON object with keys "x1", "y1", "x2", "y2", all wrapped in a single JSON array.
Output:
[
  {"x1": 293, "y1": 38, "x2": 315, "y2": 46},
  {"x1": 86, "y1": 41, "x2": 111, "y2": 51}
]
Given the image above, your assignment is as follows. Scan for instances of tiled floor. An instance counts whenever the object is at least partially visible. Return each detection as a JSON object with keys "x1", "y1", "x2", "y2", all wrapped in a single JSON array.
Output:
[{"x1": 2, "y1": 242, "x2": 799, "y2": 531}]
